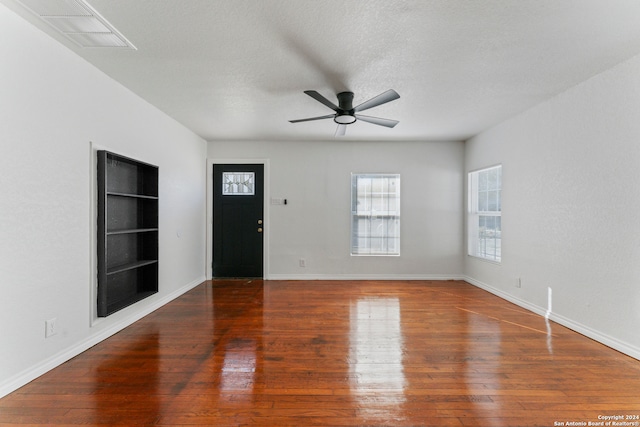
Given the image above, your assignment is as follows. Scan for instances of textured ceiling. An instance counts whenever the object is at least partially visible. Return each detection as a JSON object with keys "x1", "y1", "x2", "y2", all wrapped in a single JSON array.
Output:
[{"x1": 5, "y1": 0, "x2": 640, "y2": 141}]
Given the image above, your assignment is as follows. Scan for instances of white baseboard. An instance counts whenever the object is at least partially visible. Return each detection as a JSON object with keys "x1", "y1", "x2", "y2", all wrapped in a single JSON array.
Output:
[
  {"x1": 463, "y1": 275, "x2": 548, "y2": 317},
  {"x1": 547, "y1": 311, "x2": 640, "y2": 361},
  {"x1": 463, "y1": 275, "x2": 640, "y2": 361},
  {"x1": 0, "y1": 276, "x2": 205, "y2": 399},
  {"x1": 266, "y1": 273, "x2": 466, "y2": 281}
]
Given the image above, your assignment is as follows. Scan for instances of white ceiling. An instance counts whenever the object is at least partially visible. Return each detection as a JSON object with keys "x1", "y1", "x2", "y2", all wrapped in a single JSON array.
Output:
[{"x1": 6, "y1": 0, "x2": 640, "y2": 141}]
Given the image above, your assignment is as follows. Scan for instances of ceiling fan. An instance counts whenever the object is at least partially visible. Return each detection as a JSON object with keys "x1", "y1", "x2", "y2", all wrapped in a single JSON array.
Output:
[{"x1": 289, "y1": 89, "x2": 400, "y2": 136}]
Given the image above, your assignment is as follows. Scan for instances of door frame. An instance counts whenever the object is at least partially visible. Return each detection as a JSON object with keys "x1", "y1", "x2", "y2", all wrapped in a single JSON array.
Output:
[{"x1": 206, "y1": 158, "x2": 270, "y2": 280}]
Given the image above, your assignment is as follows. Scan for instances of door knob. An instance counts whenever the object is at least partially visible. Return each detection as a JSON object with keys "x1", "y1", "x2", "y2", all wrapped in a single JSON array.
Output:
[
  {"x1": 258, "y1": 219, "x2": 263, "y2": 225},
  {"x1": 257, "y1": 227, "x2": 263, "y2": 233}
]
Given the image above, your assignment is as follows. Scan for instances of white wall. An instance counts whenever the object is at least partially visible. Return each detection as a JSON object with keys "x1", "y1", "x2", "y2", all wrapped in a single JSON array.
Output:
[
  {"x1": 465, "y1": 53, "x2": 640, "y2": 359},
  {"x1": 0, "y1": 4, "x2": 207, "y2": 397},
  {"x1": 209, "y1": 139, "x2": 464, "y2": 279}
]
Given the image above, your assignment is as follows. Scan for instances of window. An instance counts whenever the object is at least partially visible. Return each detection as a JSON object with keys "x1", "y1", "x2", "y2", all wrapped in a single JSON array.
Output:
[
  {"x1": 468, "y1": 165, "x2": 502, "y2": 262},
  {"x1": 351, "y1": 174, "x2": 400, "y2": 256}
]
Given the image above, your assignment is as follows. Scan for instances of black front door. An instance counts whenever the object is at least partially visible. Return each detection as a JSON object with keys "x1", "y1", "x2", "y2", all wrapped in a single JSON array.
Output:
[{"x1": 213, "y1": 164, "x2": 264, "y2": 277}]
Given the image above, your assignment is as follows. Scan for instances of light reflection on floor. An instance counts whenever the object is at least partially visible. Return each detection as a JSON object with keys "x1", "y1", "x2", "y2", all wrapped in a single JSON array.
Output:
[
  {"x1": 350, "y1": 297, "x2": 406, "y2": 422},
  {"x1": 545, "y1": 317, "x2": 554, "y2": 355},
  {"x1": 220, "y1": 338, "x2": 257, "y2": 400}
]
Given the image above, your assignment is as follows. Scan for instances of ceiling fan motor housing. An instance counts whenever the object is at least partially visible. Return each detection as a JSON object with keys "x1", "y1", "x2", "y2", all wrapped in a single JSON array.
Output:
[{"x1": 335, "y1": 91, "x2": 356, "y2": 124}]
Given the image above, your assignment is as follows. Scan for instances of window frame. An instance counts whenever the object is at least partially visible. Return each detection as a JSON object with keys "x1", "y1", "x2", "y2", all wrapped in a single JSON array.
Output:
[
  {"x1": 350, "y1": 173, "x2": 401, "y2": 256},
  {"x1": 467, "y1": 165, "x2": 502, "y2": 263}
]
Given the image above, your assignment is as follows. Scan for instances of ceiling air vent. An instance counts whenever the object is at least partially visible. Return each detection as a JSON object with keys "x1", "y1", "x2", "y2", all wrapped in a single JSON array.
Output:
[{"x1": 16, "y1": 0, "x2": 136, "y2": 49}]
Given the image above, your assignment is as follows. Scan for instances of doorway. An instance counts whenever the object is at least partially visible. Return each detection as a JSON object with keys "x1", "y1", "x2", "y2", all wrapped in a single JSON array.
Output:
[{"x1": 212, "y1": 164, "x2": 264, "y2": 277}]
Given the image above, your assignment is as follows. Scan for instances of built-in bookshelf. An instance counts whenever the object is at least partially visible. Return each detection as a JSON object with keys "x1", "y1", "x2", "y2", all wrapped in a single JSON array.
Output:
[{"x1": 97, "y1": 151, "x2": 158, "y2": 317}]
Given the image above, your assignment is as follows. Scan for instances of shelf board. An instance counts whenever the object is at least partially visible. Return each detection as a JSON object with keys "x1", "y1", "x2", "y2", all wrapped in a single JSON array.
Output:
[
  {"x1": 107, "y1": 191, "x2": 158, "y2": 200},
  {"x1": 107, "y1": 259, "x2": 158, "y2": 276},
  {"x1": 107, "y1": 228, "x2": 158, "y2": 235},
  {"x1": 106, "y1": 290, "x2": 158, "y2": 316}
]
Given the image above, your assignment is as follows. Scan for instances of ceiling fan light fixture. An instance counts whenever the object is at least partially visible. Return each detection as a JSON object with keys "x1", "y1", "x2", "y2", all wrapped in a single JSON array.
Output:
[{"x1": 334, "y1": 114, "x2": 356, "y2": 125}]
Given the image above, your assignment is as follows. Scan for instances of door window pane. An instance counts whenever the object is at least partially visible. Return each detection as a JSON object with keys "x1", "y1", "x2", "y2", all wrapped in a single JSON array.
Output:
[{"x1": 222, "y1": 172, "x2": 255, "y2": 195}]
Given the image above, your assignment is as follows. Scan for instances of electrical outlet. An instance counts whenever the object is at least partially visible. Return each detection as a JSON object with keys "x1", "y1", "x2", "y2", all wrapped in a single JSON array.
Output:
[
  {"x1": 45, "y1": 318, "x2": 57, "y2": 338},
  {"x1": 299, "y1": 258, "x2": 306, "y2": 267},
  {"x1": 515, "y1": 277, "x2": 522, "y2": 288}
]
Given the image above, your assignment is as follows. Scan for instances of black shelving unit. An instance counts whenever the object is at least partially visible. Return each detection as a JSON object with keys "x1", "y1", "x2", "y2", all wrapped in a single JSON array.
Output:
[{"x1": 97, "y1": 151, "x2": 158, "y2": 317}]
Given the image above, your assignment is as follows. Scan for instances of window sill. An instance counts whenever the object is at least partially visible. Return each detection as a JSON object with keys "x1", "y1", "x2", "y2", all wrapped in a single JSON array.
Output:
[
  {"x1": 467, "y1": 254, "x2": 501, "y2": 265},
  {"x1": 351, "y1": 253, "x2": 401, "y2": 257}
]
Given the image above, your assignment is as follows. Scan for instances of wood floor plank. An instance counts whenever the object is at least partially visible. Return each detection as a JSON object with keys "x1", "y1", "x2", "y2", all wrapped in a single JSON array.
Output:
[{"x1": 1, "y1": 279, "x2": 640, "y2": 426}]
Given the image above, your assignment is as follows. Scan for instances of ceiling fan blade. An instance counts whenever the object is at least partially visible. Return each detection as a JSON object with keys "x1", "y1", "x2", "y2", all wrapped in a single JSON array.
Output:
[
  {"x1": 289, "y1": 114, "x2": 335, "y2": 123},
  {"x1": 353, "y1": 89, "x2": 400, "y2": 113},
  {"x1": 335, "y1": 124, "x2": 347, "y2": 137},
  {"x1": 304, "y1": 90, "x2": 340, "y2": 111},
  {"x1": 355, "y1": 114, "x2": 399, "y2": 128}
]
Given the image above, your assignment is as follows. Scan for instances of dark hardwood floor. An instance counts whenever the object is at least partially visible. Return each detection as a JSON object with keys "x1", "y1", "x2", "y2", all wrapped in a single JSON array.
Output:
[{"x1": 1, "y1": 280, "x2": 640, "y2": 426}]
